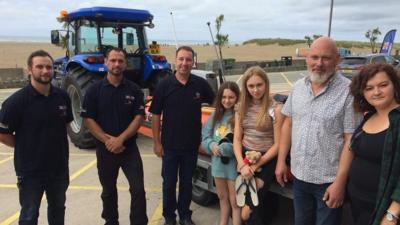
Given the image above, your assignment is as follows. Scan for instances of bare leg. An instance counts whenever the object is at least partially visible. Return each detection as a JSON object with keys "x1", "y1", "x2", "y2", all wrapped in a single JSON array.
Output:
[
  {"x1": 215, "y1": 178, "x2": 231, "y2": 225},
  {"x1": 228, "y1": 180, "x2": 242, "y2": 225},
  {"x1": 241, "y1": 177, "x2": 264, "y2": 221}
]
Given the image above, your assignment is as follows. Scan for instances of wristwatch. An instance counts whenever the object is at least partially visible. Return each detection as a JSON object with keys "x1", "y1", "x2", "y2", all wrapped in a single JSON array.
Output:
[{"x1": 386, "y1": 210, "x2": 399, "y2": 222}]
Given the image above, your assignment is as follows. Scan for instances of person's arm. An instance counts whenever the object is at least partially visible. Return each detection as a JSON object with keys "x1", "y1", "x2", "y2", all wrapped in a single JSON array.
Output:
[
  {"x1": 275, "y1": 116, "x2": 292, "y2": 187},
  {"x1": 105, "y1": 114, "x2": 143, "y2": 153},
  {"x1": 84, "y1": 118, "x2": 109, "y2": 144},
  {"x1": 233, "y1": 112, "x2": 253, "y2": 179},
  {"x1": 381, "y1": 201, "x2": 400, "y2": 224},
  {"x1": 323, "y1": 133, "x2": 353, "y2": 208},
  {"x1": 251, "y1": 104, "x2": 284, "y2": 172},
  {"x1": 201, "y1": 114, "x2": 219, "y2": 155},
  {"x1": 0, "y1": 133, "x2": 15, "y2": 147},
  {"x1": 233, "y1": 112, "x2": 244, "y2": 166},
  {"x1": 202, "y1": 80, "x2": 215, "y2": 105},
  {"x1": 151, "y1": 114, "x2": 163, "y2": 157}
]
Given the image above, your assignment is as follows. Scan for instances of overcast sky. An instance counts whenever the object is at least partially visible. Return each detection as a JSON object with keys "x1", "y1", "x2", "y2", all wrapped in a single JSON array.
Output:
[{"x1": 0, "y1": 0, "x2": 399, "y2": 43}]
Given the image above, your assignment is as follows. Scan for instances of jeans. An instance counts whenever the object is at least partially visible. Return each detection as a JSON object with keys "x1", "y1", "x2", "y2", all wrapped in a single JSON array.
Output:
[
  {"x1": 17, "y1": 173, "x2": 69, "y2": 225},
  {"x1": 97, "y1": 146, "x2": 148, "y2": 225},
  {"x1": 161, "y1": 148, "x2": 198, "y2": 222},
  {"x1": 293, "y1": 178, "x2": 342, "y2": 225}
]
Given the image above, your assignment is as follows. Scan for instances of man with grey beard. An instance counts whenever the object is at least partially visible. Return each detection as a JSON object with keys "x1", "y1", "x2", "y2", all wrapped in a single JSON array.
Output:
[{"x1": 275, "y1": 37, "x2": 358, "y2": 225}]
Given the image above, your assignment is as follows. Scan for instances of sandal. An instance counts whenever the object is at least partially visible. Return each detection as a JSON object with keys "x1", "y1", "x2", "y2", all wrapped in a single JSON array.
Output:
[
  {"x1": 235, "y1": 175, "x2": 247, "y2": 207},
  {"x1": 248, "y1": 177, "x2": 259, "y2": 206}
]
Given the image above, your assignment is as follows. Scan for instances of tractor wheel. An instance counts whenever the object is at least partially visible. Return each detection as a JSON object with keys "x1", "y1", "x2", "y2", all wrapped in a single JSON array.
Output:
[
  {"x1": 148, "y1": 70, "x2": 171, "y2": 95},
  {"x1": 62, "y1": 66, "x2": 103, "y2": 149}
]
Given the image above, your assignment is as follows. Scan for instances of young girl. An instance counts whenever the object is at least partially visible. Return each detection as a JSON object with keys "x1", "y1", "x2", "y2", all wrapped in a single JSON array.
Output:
[
  {"x1": 233, "y1": 66, "x2": 283, "y2": 224},
  {"x1": 201, "y1": 81, "x2": 241, "y2": 225}
]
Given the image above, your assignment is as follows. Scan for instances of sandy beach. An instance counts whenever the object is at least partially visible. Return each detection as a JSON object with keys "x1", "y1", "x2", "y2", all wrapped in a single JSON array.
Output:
[{"x1": 0, "y1": 41, "x2": 370, "y2": 70}]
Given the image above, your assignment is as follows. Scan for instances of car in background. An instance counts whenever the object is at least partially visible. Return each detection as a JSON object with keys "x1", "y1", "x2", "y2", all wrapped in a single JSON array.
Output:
[{"x1": 338, "y1": 53, "x2": 399, "y2": 79}]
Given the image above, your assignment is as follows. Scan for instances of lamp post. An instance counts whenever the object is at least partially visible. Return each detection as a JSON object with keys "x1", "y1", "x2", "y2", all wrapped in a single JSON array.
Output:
[
  {"x1": 328, "y1": 0, "x2": 334, "y2": 37},
  {"x1": 207, "y1": 22, "x2": 225, "y2": 81},
  {"x1": 170, "y1": 12, "x2": 179, "y2": 49}
]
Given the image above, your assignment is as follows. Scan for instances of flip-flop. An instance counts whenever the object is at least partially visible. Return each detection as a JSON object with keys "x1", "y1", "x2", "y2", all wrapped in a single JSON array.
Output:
[
  {"x1": 248, "y1": 177, "x2": 259, "y2": 206},
  {"x1": 235, "y1": 176, "x2": 247, "y2": 207}
]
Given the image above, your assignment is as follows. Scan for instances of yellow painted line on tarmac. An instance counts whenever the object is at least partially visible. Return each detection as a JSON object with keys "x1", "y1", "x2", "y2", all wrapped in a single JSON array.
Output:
[
  {"x1": 0, "y1": 184, "x2": 16, "y2": 189},
  {"x1": 0, "y1": 159, "x2": 97, "y2": 225},
  {"x1": 0, "y1": 212, "x2": 19, "y2": 225},
  {"x1": 0, "y1": 152, "x2": 12, "y2": 156},
  {"x1": 149, "y1": 200, "x2": 163, "y2": 225},
  {"x1": 69, "y1": 159, "x2": 97, "y2": 181},
  {"x1": 0, "y1": 156, "x2": 13, "y2": 165},
  {"x1": 280, "y1": 72, "x2": 293, "y2": 87}
]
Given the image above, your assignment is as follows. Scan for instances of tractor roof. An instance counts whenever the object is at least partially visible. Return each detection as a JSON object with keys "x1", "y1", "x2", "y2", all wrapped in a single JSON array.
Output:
[{"x1": 63, "y1": 6, "x2": 153, "y2": 23}]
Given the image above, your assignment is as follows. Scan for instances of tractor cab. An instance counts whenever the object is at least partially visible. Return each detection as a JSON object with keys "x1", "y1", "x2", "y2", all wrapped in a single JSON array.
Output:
[{"x1": 50, "y1": 7, "x2": 171, "y2": 149}]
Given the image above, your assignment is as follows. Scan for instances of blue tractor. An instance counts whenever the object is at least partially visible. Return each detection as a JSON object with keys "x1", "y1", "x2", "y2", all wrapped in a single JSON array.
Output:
[{"x1": 51, "y1": 7, "x2": 171, "y2": 148}]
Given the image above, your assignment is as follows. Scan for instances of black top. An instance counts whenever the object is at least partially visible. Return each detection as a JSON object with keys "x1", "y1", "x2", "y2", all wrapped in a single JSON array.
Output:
[
  {"x1": 0, "y1": 84, "x2": 73, "y2": 176},
  {"x1": 81, "y1": 77, "x2": 145, "y2": 154},
  {"x1": 348, "y1": 128, "x2": 387, "y2": 203},
  {"x1": 149, "y1": 74, "x2": 214, "y2": 150}
]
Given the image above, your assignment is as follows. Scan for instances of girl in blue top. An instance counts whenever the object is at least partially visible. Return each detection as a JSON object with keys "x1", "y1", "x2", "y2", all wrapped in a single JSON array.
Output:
[{"x1": 202, "y1": 81, "x2": 241, "y2": 225}]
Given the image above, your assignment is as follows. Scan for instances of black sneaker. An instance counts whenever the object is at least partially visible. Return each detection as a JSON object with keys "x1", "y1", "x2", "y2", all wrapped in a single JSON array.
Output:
[{"x1": 179, "y1": 218, "x2": 195, "y2": 225}]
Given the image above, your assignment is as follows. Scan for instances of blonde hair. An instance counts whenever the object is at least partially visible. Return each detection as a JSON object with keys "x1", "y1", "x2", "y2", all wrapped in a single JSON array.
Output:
[{"x1": 239, "y1": 66, "x2": 271, "y2": 130}]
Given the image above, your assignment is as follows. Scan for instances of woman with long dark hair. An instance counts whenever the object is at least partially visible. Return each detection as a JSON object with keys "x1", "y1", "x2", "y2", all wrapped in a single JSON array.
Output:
[{"x1": 348, "y1": 63, "x2": 400, "y2": 225}]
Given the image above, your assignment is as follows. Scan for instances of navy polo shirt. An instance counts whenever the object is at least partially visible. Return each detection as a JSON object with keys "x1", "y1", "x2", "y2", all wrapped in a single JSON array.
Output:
[
  {"x1": 81, "y1": 77, "x2": 145, "y2": 154},
  {"x1": 150, "y1": 73, "x2": 214, "y2": 150},
  {"x1": 0, "y1": 84, "x2": 73, "y2": 177}
]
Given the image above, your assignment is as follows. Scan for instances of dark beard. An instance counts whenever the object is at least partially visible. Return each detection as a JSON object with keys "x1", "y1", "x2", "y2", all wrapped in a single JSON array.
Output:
[{"x1": 31, "y1": 75, "x2": 52, "y2": 85}]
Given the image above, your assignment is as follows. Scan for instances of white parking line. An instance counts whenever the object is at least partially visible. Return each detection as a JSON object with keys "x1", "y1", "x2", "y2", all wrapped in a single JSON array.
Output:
[{"x1": 279, "y1": 73, "x2": 293, "y2": 87}]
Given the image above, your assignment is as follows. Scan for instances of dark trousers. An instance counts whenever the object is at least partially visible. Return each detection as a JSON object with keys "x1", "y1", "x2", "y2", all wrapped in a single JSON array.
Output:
[
  {"x1": 162, "y1": 148, "x2": 198, "y2": 222},
  {"x1": 293, "y1": 178, "x2": 342, "y2": 225},
  {"x1": 17, "y1": 173, "x2": 69, "y2": 225},
  {"x1": 97, "y1": 146, "x2": 148, "y2": 225}
]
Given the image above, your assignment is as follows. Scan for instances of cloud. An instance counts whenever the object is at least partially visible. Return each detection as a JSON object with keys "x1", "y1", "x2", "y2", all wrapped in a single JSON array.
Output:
[{"x1": 0, "y1": 0, "x2": 398, "y2": 43}]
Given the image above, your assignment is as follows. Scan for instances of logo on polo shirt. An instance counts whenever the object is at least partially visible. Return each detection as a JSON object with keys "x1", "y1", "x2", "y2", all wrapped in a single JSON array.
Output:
[
  {"x1": 58, "y1": 105, "x2": 67, "y2": 117},
  {"x1": 194, "y1": 92, "x2": 201, "y2": 100},
  {"x1": 124, "y1": 95, "x2": 135, "y2": 105}
]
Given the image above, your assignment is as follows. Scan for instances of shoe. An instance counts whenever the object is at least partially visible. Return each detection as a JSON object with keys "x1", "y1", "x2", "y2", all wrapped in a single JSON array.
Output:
[
  {"x1": 248, "y1": 177, "x2": 258, "y2": 206},
  {"x1": 235, "y1": 175, "x2": 247, "y2": 207},
  {"x1": 179, "y1": 218, "x2": 195, "y2": 225},
  {"x1": 164, "y1": 219, "x2": 177, "y2": 225}
]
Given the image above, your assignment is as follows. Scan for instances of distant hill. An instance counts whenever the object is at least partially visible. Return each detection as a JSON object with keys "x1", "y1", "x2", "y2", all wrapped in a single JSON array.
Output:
[{"x1": 242, "y1": 38, "x2": 400, "y2": 50}]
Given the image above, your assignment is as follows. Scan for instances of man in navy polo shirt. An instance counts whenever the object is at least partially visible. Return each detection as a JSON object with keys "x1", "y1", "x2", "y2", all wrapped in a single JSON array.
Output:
[
  {"x1": 150, "y1": 46, "x2": 215, "y2": 225},
  {"x1": 81, "y1": 47, "x2": 147, "y2": 225},
  {"x1": 0, "y1": 50, "x2": 73, "y2": 225}
]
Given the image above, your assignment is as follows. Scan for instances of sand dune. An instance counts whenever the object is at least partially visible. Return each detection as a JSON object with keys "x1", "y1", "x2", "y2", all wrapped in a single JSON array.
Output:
[{"x1": 0, "y1": 41, "x2": 370, "y2": 70}]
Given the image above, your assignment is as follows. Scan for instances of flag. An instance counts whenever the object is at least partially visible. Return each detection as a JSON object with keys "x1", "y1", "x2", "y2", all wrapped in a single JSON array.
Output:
[{"x1": 379, "y1": 29, "x2": 396, "y2": 54}]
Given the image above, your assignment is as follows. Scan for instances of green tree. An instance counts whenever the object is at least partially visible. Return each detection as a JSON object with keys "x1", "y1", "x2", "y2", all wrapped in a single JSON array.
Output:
[
  {"x1": 304, "y1": 36, "x2": 312, "y2": 47},
  {"x1": 215, "y1": 14, "x2": 229, "y2": 46},
  {"x1": 365, "y1": 27, "x2": 381, "y2": 53},
  {"x1": 304, "y1": 34, "x2": 322, "y2": 47}
]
